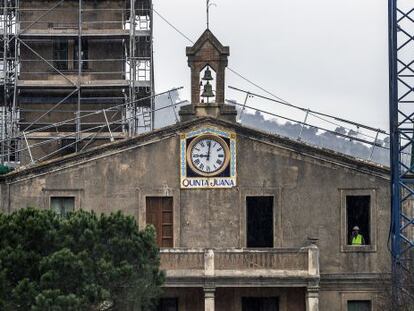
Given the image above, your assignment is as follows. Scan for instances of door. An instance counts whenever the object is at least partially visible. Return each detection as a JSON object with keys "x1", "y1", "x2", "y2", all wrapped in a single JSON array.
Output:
[
  {"x1": 146, "y1": 197, "x2": 173, "y2": 247},
  {"x1": 242, "y1": 297, "x2": 279, "y2": 311},
  {"x1": 158, "y1": 298, "x2": 178, "y2": 311}
]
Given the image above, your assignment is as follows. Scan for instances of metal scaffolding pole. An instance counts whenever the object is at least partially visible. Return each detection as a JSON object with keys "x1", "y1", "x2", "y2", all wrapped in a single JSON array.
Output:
[
  {"x1": 130, "y1": 0, "x2": 137, "y2": 134},
  {"x1": 150, "y1": 0, "x2": 155, "y2": 131},
  {"x1": 2, "y1": 0, "x2": 8, "y2": 164},
  {"x1": 76, "y1": 0, "x2": 82, "y2": 150}
]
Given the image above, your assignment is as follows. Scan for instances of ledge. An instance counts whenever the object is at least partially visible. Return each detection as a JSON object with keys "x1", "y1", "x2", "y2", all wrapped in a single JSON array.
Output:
[{"x1": 160, "y1": 247, "x2": 319, "y2": 287}]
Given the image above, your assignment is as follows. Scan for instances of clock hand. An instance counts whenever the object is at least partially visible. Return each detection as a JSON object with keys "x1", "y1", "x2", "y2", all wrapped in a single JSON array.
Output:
[{"x1": 207, "y1": 141, "x2": 211, "y2": 161}]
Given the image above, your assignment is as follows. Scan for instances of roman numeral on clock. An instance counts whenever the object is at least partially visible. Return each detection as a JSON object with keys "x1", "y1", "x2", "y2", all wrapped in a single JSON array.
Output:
[{"x1": 188, "y1": 135, "x2": 230, "y2": 176}]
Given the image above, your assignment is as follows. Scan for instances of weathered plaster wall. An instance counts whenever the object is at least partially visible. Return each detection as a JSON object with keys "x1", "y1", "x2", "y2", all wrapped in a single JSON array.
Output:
[{"x1": 0, "y1": 120, "x2": 391, "y2": 309}]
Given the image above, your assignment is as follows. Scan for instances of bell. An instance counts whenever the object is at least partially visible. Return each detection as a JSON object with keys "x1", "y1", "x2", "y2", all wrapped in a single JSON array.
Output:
[
  {"x1": 202, "y1": 66, "x2": 214, "y2": 81},
  {"x1": 201, "y1": 81, "x2": 214, "y2": 98}
]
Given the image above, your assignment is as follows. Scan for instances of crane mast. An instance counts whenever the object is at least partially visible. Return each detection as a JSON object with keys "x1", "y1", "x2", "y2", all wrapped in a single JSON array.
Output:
[{"x1": 389, "y1": 0, "x2": 414, "y2": 306}]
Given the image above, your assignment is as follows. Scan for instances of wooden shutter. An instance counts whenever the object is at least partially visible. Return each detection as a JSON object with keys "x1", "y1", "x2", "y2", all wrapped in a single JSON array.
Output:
[{"x1": 146, "y1": 197, "x2": 173, "y2": 248}]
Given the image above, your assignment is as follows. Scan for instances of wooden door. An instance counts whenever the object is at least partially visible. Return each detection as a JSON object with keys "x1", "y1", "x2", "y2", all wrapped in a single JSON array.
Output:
[{"x1": 146, "y1": 197, "x2": 173, "y2": 247}]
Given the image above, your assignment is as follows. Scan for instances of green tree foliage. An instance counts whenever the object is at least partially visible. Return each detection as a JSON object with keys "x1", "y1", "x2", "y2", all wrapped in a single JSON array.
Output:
[
  {"x1": 0, "y1": 165, "x2": 13, "y2": 175},
  {"x1": 0, "y1": 208, "x2": 164, "y2": 310}
]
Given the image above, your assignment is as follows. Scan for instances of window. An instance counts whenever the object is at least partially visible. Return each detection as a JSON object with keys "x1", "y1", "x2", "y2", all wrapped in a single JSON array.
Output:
[
  {"x1": 53, "y1": 39, "x2": 88, "y2": 71},
  {"x1": 157, "y1": 298, "x2": 178, "y2": 311},
  {"x1": 136, "y1": 36, "x2": 151, "y2": 57},
  {"x1": 53, "y1": 40, "x2": 68, "y2": 70},
  {"x1": 341, "y1": 190, "x2": 376, "y2": 252},
  {"x1": 242, "y1": 297, "x2": 279, "y2": 311},
  {"x1": 51, "y1": 197, "x2": 75, "y2": 217},
  {"x1": 347, "y1": 300, "x2": 371, "y2": 311},
  {"x1": 60, "y1": 138, "x2": 76, "y2": 156},
  {"x1": 347, "y1": 195, "x2": 370, "y2": 245},
  {"x1": 74, "y1": 39, "x2": 88, "y2": 70},
  {"x1": 246, "y1": 196, "x2": 274, "y2": 248},
  {"x1": 146, "y1": 197, "x2": 173, "y2": 247}
]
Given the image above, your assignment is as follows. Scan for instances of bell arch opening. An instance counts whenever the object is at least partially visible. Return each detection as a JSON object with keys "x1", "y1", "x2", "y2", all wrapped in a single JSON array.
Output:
[{"x1": 199, "y1": 64, "x2": 216, "y2": 104}]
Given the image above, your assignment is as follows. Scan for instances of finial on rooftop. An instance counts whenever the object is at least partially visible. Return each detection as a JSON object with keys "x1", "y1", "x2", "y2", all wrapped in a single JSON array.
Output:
[{"x1": 206, "y1": 0, "x2": 216, "y2": 29}]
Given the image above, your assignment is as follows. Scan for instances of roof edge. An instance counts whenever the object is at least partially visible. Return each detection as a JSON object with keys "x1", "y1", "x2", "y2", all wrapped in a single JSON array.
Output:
[
  {"x1": 186, "y1": 29, "x2": 230, "y2": 56},
  {"x1": 0, "y1": 117, "x2": 390, "y2": 182}
]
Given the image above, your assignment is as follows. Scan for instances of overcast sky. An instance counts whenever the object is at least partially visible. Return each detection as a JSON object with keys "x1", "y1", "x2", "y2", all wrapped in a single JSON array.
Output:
[{"x1": 153, "y1": 0, "x2": 389, "y2": 131}]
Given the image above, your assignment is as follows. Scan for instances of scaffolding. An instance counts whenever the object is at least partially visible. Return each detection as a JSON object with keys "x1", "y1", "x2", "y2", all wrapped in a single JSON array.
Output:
[{"x1": 0, "y1": 0, "x2": 154, "y2": 165}]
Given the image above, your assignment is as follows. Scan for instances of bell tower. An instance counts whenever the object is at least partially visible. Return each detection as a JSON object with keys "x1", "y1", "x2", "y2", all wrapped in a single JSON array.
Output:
[{"x1": 179, "y1": 29, "x2": 237, "y2": 122}]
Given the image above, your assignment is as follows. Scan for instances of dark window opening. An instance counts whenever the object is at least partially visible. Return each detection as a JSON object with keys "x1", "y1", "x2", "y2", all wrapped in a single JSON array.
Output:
[
  {"x1": 51, "y1": 197, "x2": 74, "y2": 217},
  {"x1": 242, "y1": 297, "x2": 279, "y2": 311},
  {"x1": 53, "y1": 40, "x2": 88, "y2": 71},
  {"x1": 9, "y1": 139, "x2": 17, "y2": 162},
  {"x1": 137, "y1": 36, "x2": 151, "y2": 57},
  {"x1": 347, "y1": 300, "x2": 371, "y2": 311},
  {"x1": 60, "y1": 138, "x2": 76, "y2": 156},
  {"x1": 247, "y1": 196, "x2": 274, "y2": 248},
  {"x1": 146, "y1": 197, "x2": 173, "y2": 248},
  {"x1": 74, "y1": 39, "x2": 88, "y2": 70},
  {"x1": 157, "y1": 298, "x2": 178, "y2": 311},
  {"x1": 347, "y1": 195, "x2": 370, "y2": 245},
  {"x1": 53, "y1": 40, "x2": 68, "y2": 70}
]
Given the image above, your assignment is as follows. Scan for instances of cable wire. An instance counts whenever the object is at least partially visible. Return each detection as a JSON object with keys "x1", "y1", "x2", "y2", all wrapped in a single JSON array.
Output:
[
  {"x1": 152, "y1": 6, "x2": 387, "y2": 137},
  {"x1": 153, "y1": 8, "x2": 290, "y2": 104},
  {"x1": 153, "y1": 8, "x2": 195, "y2": 44}
]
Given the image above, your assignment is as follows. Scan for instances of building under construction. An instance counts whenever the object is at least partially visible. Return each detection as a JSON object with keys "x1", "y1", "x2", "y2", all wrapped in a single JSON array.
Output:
[
  {"x1": 0, "y1": 28, "x2": 394, "y2": 311},
  {"x1": 0, "y1": 0, "x2": 154, "y2": 165}
]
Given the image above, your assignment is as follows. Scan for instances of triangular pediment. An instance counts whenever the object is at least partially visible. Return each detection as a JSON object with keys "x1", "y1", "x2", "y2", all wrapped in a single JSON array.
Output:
[
  {"x1": 186, "y1": 29, "x2": 229, "y2": 56},
  {"x1": 1, "y1": 117, "x2": 389, "y2": 181}
]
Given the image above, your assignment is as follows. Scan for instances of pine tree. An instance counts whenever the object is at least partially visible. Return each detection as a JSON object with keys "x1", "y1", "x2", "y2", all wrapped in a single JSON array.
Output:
[{"x1": 0, "y1": 208, "x2": 164, "y2": 310}]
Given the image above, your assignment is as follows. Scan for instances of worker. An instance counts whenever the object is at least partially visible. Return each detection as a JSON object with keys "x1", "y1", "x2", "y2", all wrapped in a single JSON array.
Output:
[{"x1": 351, "y1": 226, "x2": 365, "y2": 245}]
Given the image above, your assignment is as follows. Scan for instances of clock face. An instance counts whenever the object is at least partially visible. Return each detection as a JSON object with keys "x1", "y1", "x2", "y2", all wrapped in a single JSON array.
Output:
[{"x1": 187, "y1": 135, "x2": 230, "y2": 176}]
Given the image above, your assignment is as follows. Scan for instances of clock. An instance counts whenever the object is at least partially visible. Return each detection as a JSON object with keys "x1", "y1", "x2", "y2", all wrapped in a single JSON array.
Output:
[{"x1": 186, "y1": 134, "x2": 230, "y2": 177}]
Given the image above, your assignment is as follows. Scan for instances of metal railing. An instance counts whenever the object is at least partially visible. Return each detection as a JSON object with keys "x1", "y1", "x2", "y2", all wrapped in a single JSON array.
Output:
[
  {"x1": 0, "y1": 87, "x2": 184, "y2": 166},
  {"x1": 228, "y1": 86, "x2": 394, "y2": 166}
]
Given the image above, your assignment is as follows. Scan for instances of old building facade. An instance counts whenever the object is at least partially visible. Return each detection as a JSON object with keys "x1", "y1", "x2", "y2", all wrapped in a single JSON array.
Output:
[
  {"x1": 1, "y1": 0, "x2": 154, "y2": 164},
  {"x1": 0, "y1": 30, "x2": 390, "y2": 310}
]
